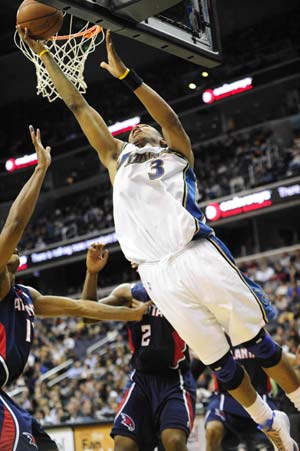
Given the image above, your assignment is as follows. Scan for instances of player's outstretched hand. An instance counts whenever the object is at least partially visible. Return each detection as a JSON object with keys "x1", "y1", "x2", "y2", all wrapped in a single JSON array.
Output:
[
  {"x1": 86, "y1": 242, "x2": 109, "y2": 274},
  {"x1": 16, "y1": 26, "x2": 45, "y2": 55},
  {"x1": 29, "y1": 125, "x2": 51, "y2": 170},
  {"x1": 100, "y1": 29, "x2": 128, "y2": 78},
  {"x1": 128, "y1": 300, "x2": 152, "y2": 321}
]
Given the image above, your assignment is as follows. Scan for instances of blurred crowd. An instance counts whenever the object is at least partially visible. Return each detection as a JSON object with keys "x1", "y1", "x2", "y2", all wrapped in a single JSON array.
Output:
[
  {"x1": 8, "y1": 248, "x2": 300, "y2": 425},
  {"x1": 20, "y1": 187, "x2": 114, "y2": 251}
]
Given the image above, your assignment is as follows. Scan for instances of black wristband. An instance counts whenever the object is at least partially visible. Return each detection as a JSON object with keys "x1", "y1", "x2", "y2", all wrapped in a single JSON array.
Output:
[{"x1": 121, "y1": 69, "x2": 143, "y2": 91}]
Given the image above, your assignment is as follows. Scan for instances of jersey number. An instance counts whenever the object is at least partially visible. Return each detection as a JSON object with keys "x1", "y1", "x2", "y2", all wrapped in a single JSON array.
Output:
[
  {"x1": 25, "y1": 319, "x2": 32, "y2": 343},
  {"x1": 141, "y1": 324, "x2": 151, "y2": 346},
  {"x1": 148, "y1": 159, "x2": 165, "y2": 180}
]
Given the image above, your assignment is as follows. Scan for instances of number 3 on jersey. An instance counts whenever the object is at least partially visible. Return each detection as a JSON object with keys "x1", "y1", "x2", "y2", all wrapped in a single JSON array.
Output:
[
  {"x1": 141, "y1": 324, "x2": 151, "y2": 346},
  {"x1": 148, "y1": 159, "x2": 165, "y2": 180}
]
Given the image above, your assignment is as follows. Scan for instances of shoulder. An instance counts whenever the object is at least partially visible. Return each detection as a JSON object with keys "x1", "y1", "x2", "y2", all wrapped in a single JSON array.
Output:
[
  {"x1": 162, "y1": 147, "x2": 191, "y2": 164},
  {"x1": 21, "y1": 285, "x2": 41, "y2": 302},
  {"x1": 131, "y1": 282, "x2": 151, "y2": 302}
]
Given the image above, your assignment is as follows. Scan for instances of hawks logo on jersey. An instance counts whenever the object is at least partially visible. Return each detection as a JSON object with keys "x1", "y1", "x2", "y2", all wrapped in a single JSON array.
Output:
[
  {"x1": 22, "y1": 432, "x2": 38, "y2": 448},
  {"x1": 121, "y1": 413, "x2": 135, "y2": 432}
]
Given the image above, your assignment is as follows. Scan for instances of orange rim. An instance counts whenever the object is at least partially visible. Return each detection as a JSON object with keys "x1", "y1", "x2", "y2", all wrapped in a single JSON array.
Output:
[{"x1": 49, "y1": 24, "x2": 103, "y2": 41}]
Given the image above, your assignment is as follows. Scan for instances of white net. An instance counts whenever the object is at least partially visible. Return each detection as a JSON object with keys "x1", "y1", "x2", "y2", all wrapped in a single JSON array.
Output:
[{"x1": 14, "y1": 15, "x2": 104, "y2": 103}]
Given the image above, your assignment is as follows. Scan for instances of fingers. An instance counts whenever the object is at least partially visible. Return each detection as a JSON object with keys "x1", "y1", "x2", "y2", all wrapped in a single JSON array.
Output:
[
  {"x1": 100, "y1": 61, "x2": 109, "y2": 71},
  {"x1": 29, "y1": 124, "x2": 35, "y2": 143},
  {"x1": 88, "y1": 242, "x2": 109, "y2": 259},
  {"x1": 29, "y1": 125, "x2": 42, "y2": 146}
]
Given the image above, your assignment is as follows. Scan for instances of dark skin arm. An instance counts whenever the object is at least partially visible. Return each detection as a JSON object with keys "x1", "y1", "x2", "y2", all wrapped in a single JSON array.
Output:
[
  {"x1": 100, "y1": 30, "x2": 194, "y2": 166},
  {"x1": 28, "y1": 286, "x2": 150, "y2": 322},
  {"x1": 17, "y1": 26, "x2": 123, "y2": 184},
  {"x1": 0, "y1": 127, "x2": 51, "y2": 301},
  {"x1": 82, "y1": 243, "x2": 136, "y2": 323}
]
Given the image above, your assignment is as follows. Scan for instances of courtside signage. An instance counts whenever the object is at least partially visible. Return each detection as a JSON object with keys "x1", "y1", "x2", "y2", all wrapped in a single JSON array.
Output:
[
  {"x1": 202, "y1": 77, "x2": 253, "y2": 104},
  {"x1": 205, "y1": 182, "x2": 300, "y2": 222},
  {"x1": 17, "y1": 231, "x2": 118, "y2": 272}
]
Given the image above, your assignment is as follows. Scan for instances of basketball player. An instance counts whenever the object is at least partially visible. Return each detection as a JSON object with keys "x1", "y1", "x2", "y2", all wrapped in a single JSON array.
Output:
[
  {"x1": 0, "y1": 127, "x2": 150, "y2": 451},
  {"x1": 82, "y1": 243, "x2": 196, "y2": 451},
  {"x1": 192, "y1": 346, "x2": 300, "y2": 451},
  {"x1": 19, "y1": 27, "x2": 300, "y2": 450}
]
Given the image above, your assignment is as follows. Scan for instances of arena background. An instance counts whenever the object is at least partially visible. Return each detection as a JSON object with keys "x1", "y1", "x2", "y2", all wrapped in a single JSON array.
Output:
[{"x1": 1, "y1": 0, "x2": 300, "y2": 450}]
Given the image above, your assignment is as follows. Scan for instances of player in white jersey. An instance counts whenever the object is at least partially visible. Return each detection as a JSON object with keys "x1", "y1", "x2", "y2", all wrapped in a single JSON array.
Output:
[{"x1": 19, "y1": 27, "x2": 300, "y2": 451}]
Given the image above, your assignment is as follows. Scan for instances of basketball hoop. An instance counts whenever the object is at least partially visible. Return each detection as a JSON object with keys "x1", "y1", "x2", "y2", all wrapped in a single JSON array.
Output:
[{"x1": 14, "y1": 15, "x2": 104, "y2": 103}]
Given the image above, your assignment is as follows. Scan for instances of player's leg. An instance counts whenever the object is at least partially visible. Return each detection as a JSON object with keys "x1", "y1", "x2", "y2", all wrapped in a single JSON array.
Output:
[
  {"x1": 240, "y1": 329, "x2": 300, "y2": 409},
  {"x1": 114, "y1": 435, "x2": 139, "y2": 451},
  {"x1": 160, "y1": 428, "x2": 188, "y2": 451},
  {"x1": 158, "y1": 371, "x2": 196, "y2": 451},
  {"x1": 205, "y1": 421, "x2": 224, "y2": 451},
  {"x1": 139, "y1": 242, "x2": 298, "y2": 450},
  {"x1": 111, "y1": 374, "x2": 157, "y2": 451}
]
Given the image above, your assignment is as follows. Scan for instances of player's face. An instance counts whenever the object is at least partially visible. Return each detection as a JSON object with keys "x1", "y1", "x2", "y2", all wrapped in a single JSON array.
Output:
[
  {"x1": 128, "y1": 124, "x2": 162, "y2": 147},
  {"x1": 7, "y1": 249, "x2": 20, "y2": 274}
]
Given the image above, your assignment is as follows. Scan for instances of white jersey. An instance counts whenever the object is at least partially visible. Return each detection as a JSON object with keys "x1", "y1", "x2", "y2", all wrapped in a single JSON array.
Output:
[{"x1": 113, "y1": 143, "x2": 213, "y2": 263}]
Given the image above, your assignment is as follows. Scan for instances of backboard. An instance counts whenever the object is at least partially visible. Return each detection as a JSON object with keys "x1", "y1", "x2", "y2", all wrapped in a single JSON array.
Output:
[{"x1": 39, "y1": 0, "x2": 222, "y2": 67}]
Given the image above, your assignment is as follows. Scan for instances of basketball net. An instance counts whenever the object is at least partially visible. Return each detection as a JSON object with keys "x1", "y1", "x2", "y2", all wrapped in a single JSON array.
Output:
[{"x1": 14, "y1": 15, "x2": 104, "y2": 102}]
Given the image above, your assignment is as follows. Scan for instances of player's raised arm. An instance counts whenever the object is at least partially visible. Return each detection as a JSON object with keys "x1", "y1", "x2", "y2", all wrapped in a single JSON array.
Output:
[
  {"x1": 17, "y1": 26, "x2": 122, "y2": 181},
  {"x1": 82, "y1": 242, "x2": 132, "y2": 307},
  {"x1": 101, "y1": 29, "x2": 194, "y2": 166},
  {"x1": 28, "y1": 286, "x2": 150, "y2": 322},
  {"x1": 0, "y1": 126, "x2": 51, "y2": 298}
]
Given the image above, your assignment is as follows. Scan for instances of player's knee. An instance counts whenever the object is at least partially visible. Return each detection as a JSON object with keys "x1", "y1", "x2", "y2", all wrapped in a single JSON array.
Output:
[
  {"x1": 242, "y1": 328, "x2": 282, "y2": 368},
  {"x1": 205, "y1": 422, "x2": 224, "y2": 447},
  {"x1": 161, "y1": 429, "x2": 187, "y2": 451},
  {"x1": 114, "y1": 435, "x2": 139, "y2": 451},
  {"x1": 209, "y1": 351, "x2": 245, "y2": 390}
]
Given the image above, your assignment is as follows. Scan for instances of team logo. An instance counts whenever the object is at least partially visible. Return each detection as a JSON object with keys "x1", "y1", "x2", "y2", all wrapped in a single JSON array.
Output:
[
  {"x1": 22, "y1": 432, "x2": 38, "y2": 448},
  {"x1": 121, "y1": 413, "x2": 135, "y2": 432}
]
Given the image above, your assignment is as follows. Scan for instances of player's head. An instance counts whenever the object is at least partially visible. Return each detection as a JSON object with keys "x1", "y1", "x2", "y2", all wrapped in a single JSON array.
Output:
[
  {"x1": 7, "y1": 248, "x2": 20, "y2": 275},
  {"x1": 128, "y1": 124, "x2": 167, "y2": 148}
]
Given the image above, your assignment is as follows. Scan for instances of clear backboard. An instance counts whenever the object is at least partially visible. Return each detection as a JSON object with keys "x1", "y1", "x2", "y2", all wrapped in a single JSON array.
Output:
[{"x1": 39, "y1": 0, "x2": 222, "y2": 67}]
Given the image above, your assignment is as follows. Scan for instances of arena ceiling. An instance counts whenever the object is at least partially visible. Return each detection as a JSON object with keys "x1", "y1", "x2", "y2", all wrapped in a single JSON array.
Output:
[{"x1": 2, "y1": 0, "x2": 300, "y2": 53}]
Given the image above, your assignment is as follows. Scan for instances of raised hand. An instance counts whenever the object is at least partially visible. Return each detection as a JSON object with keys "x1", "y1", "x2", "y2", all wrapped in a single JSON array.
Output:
[
  {"x1": 86, "y1": 243, "x2": 109, "y2": 274},
  {"x1": 100, "y1": 29, "x2": 127, "y2": 78},
  {"x1": 29, "y1": 126, "x2": 51, "y2": 170},
  {"x1": 16, "y1": 26, "x2": 45, "y2": 55}
]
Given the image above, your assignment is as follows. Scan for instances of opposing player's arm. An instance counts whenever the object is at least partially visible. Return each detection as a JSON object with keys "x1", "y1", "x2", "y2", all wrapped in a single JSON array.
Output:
[
  {"x1": 17, "y1": 27, "x2": 123, "y2": 181},
  {"x1": 82, "y1": 244, "x2": 133, "y2": 323},
  {"x1": 99, "y1": 283, "x2": 133, "y2": 307},
  {"x1": 100, "y1": 30, "x2": 194, "y2": 166},
  {"x1": 28, "y1": 286, "x2": 150, "y2": 321},
  {"x1": 0, "y1": 127, "x2": 51, "y2": 300}
]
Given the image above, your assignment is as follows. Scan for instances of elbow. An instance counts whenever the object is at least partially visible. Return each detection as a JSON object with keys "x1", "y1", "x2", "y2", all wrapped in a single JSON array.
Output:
[{"x1": 66, "y1": 95, "x2": 86, "y2": 113}]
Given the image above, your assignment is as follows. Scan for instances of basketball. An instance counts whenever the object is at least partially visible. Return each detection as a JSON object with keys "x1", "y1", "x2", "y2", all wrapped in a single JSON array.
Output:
[{"x1": 16, "y1": 0, "x2": 64, "y2": 40}]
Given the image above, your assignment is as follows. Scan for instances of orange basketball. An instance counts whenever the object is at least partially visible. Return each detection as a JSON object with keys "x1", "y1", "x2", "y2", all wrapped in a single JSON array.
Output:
[{"x1": 16, "y1": 0, "x2": 64, "y2": 40}]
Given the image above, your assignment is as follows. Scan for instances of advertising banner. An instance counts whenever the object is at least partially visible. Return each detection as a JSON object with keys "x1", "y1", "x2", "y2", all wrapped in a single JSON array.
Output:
[
  {"x1": 46, "y1": 427, "x2": 75, "y2": 451},
  {"x1": 74, "y1": 424, "x2": 114, "y2": 451}
]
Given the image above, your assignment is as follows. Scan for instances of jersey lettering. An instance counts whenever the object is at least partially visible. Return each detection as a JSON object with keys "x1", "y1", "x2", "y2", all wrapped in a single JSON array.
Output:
[
  {"x1": 148, "y1": 159, "x2": 165, "y2": 180},
  {"x1": 25, "y1": 319, "x2": 32, "y2": 343},
  {"x1": 141, "y1": 324, "x2": 151, "y2": 346}
]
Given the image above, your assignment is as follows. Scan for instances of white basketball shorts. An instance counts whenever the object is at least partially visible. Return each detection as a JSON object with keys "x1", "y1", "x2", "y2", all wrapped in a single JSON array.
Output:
[{"x1": 138, "y1": 237, "x2": 266, "y2": 365}]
